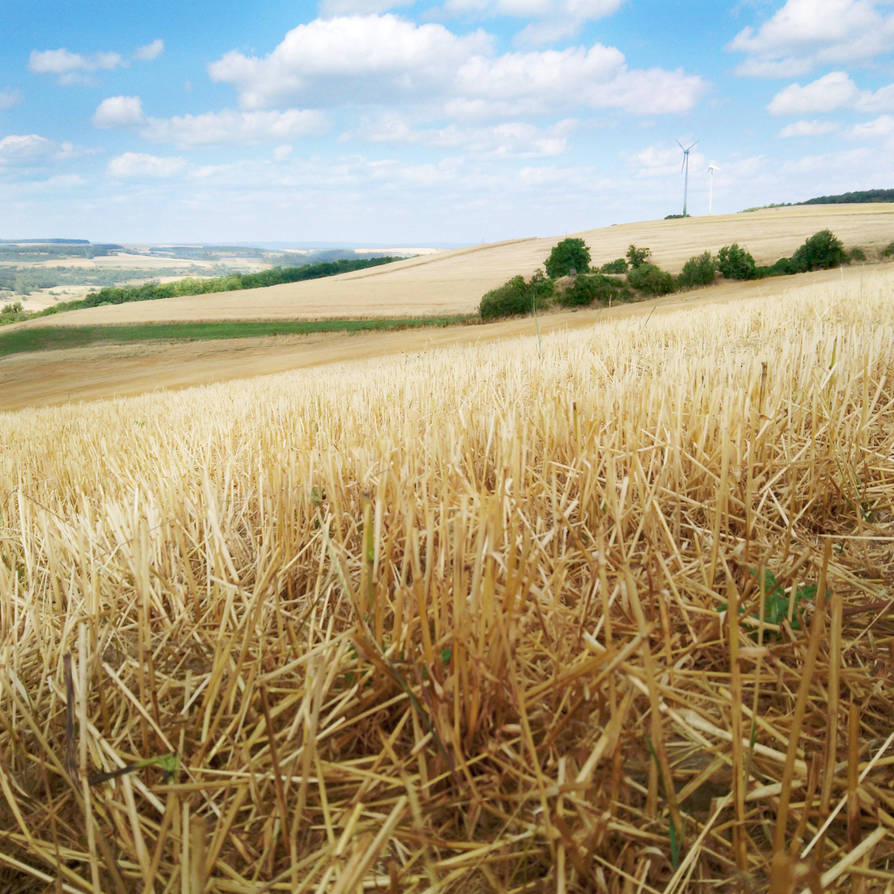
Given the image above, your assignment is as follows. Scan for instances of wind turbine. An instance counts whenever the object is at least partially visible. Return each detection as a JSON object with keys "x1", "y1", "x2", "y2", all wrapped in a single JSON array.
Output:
[
  {"x1": 677, "y1": 139, "x2": 698, "y2": 217},
  {"x1": 707, "y1": 163, "x2": 719, "y2": 215}
]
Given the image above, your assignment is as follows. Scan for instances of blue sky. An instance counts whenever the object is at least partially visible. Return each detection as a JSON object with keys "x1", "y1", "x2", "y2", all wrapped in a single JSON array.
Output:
[{"x1": 2, "y1": 0, "x2": 893, "y2": 244}]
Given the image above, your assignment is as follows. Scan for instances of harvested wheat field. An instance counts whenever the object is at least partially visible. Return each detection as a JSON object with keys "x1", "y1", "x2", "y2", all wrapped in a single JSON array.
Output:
[
  {"x1": 1, "y1": 273, "x2": 893, "y2": 892},
  {"x1": 12, "y1": 203, "x2": 894, "y2": 328}
]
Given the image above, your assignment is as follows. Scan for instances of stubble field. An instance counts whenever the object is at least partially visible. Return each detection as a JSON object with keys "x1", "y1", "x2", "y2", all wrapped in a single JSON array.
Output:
[{"x1": 0, "y1": 245, "x2": 892, "y2": 890}]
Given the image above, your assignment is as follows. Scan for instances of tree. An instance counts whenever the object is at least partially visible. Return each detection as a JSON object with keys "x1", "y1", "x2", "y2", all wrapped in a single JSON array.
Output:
[
  {"x1": 545, "y1": 238, "x2": 591, "y2": 279},
  {"x1": 717, "y1": 244, "x2": 756, "y2": 280},
  {"x1": 626, "y1": 245, "x2": 651, "y2": 268},
  {"x1": 677, "y1": 252, "x2": 717, "y2": 289},
  {"x1": 790, "y1": 230, "x2": 846, "y2": 272}
]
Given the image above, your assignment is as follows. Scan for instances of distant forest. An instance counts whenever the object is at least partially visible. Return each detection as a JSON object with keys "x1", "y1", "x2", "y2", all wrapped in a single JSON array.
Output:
[{"x1": 745, "y1": 188, "x2": 894, "y2": 211}]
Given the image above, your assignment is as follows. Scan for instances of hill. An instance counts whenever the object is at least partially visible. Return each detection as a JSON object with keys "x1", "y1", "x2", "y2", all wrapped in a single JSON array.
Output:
[{"x1": 9, "y1": 203, "x2": 893, "y2": 329}]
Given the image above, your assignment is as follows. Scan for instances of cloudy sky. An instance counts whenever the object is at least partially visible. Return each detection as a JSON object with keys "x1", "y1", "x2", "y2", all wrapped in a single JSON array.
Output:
[{"x1": 2, "y1": 0, "x2": 893, "y2": 244}]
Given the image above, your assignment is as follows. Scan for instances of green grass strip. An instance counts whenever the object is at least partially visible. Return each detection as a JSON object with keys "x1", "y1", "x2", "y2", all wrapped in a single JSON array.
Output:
[{"x1": 0, "y1": 316, "x2": 476, "y2": 358}]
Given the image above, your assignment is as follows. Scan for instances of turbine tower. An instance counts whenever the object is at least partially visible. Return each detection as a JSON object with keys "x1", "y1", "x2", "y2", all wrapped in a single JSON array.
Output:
[
  {"x1": 677, "y1": 139, "x2": 698, "y2": 217},
  {"x1": 707, "y1": 163, "x2": 719, "y2": 215}
]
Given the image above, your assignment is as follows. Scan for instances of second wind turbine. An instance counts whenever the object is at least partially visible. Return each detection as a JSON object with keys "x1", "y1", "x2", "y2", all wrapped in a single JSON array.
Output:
[{"x1": 677, "y1": 139, "x2": 698, "y2": 217}]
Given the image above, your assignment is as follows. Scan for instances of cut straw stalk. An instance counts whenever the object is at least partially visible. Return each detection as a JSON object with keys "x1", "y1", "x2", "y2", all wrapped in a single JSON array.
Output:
[{"x1": 0, "y1": 280, "x2": 892, "y2": 890}]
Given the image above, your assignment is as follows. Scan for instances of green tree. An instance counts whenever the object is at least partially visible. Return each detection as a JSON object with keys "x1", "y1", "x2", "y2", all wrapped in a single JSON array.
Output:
[
  {"x1": 544, "y1": 238, "x2": 591, "y2": 278},
  {"x1": 626, "y1": 245, "x2": 651, "y2": 268},
  {"x1": 717, "y1": 244, "x2": 757, "y2": 280},
  {"x1": 677, "y1": 252, "x2": 717, "y2": 289},
  {"x1": 628, "y1": 263, "x2": 675, "y2": 296},
  {"x1": 790, "y1": 230, "x2": 846, "y2": 272}
]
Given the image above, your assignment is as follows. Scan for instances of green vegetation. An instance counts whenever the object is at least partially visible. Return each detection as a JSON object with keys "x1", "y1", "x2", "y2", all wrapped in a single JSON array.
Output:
[
  {"x1": 1, "y1": 302, "x2": 26, "y2": 324},
  {"x1": 556, "y1": 273, "x2": 631, "y2": 308},
  {"x1": 790, "y1": 229, "x2": 846, "y2": 272},
  {"x1": 717, "y1": 244, "x2": 757, "y2": 280},
  {"x1": 719, "y1": 569, "x2": 817, "y2": 640},
  {"x1": 848, "y1": 247, "x2": 867, "y2": 262},
  {"x1": 743, "y1": 188, "x2": 894, "y2": 211},
  {"x1": 627, "y1": 262, "x2": 675, "y2": 296},
  {"x1": 883, "y1": 241, "x2": 894, "y2": 258},
  {"x1": 626, "y1": 245, "x2": 651, "y2": 268},
  {"x1": 676, "y1": 251, "x2": 717, "y2": 289},
  {"x1": 479, "y1": 273, "x2": 552, "y2": 320},
  {"x1": 0, "y1": 242, "x2": 122, "y2": 260},
  {"x1": 598, "y1": 258, "x2": 628, "y2": 274},
  {"x1": 0, "y1": 315, "x2": 475, "y2": 358},
  {"x1": 544, "y1": 238, "x2": 590, "y2": 278},
  {"x1": 72, "y1": 256, "x2": 402, "y2": 310}
]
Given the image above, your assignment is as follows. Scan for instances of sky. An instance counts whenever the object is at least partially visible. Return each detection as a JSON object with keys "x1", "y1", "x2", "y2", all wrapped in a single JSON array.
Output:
[{"x1": 2, "y1": 0, "x2": 894, "y2": 245}]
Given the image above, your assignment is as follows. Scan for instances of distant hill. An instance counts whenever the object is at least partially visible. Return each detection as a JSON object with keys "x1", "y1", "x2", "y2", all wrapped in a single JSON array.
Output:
[{"x1": 745, "y1": 188, "x2": 894, "y2": 212}]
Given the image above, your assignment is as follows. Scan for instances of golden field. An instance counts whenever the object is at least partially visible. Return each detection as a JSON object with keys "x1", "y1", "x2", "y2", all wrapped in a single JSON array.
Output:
[
  {"x1": 0, "y1": 262, "x2": 892, "y2": 891},
  {"x1": 10, "y1": 203, "x2": 894, "y2": 328}
]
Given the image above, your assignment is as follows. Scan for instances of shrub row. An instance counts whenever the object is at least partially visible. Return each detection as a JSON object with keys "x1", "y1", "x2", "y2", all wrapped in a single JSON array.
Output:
[{"x1": 481, "y1": 228, "x2": 890, "y2": 320}]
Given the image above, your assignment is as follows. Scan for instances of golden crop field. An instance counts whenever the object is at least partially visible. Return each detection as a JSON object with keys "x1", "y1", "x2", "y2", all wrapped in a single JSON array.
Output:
[{"x1": 1, "y1": 268, "x2": 892, "y2": 891}]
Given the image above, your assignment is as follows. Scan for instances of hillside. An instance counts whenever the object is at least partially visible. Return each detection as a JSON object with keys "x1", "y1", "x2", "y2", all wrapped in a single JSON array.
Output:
[
  {"x1": 1, "y1": 273, "x2": 891, "y2": 891},
  {"x1": 11, "y1": 203, "x2": 894, "y2": 328}
]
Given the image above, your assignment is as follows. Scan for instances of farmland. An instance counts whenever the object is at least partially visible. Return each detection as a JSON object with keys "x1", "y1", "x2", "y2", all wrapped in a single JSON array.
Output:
[{"x1": 0, "y1": 208, "x2": 893, "y2": 891}]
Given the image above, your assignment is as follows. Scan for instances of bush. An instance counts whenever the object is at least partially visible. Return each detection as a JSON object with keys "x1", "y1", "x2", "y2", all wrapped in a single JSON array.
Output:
[
  {"x1": 848, "y1": 247, "x2": 867, "y2": 262},
  {"x1": 628, "y1": 263, "x2": 675, "y2": 296},
  {"x1": 556, "y1": 273, "x2": 629, "y2": 308},
  {"x1": 479, "y1": 273, "x2": 552, "y2": 320},
  {"x1": 677, "y1": 252, "x2": 717, "y2": 289},
  {"x1": 599, "y1": 257, "x2": 628, "y2": 274},
  {"x1": 881, "y1": 241, "x2": 894, "y2": 258},
  {"x1": 790, "y1": 229, "x2": 847, "y2": 272},
  {"x1": 626, "y1": 245, "x2": 651, "y2": 268},
  {"x1": 544, "y1": 238, "x2": 591, "y2": 279},
  {"x1": 717, "y1": 244, "x2": 757, "y2": 280},
  {"x1": 756, "y1": 257, "x2": 797, "y2": 278}
]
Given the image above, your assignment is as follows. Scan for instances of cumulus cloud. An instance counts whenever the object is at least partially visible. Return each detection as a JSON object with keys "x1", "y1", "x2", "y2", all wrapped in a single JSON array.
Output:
[
  {"x1": 348, "y1": 114, "x2": 577, "y2": 157},
  {"x1": 0, "y1": 88, "x2": 23, "y2": 110},
  {"x1": 134, "y1": 39, "x2": 164, "y2": 61},
  {"x1": 93, "y1": 95, "x2": 146, "y2": 128},
  {"x1": 28, "y1": 48, "x2": 124, "y2": 84},
  {"x1": 848, "y1": 114, "x2": 894, "y2": 140},
  {"x1": 768, "y1": 72, "x2": 894, "y2": 116},
  {"x1": 139, "y1": 108, "x2": 328, "y2": 146},
  {"x1": 209, "y1": 15, "x2": 705, "y2": 118},
  {"x1": 779, "y1": 119, "x2": 840, "y2": 138},
  {"x1": 729, "y1": 0, "x2": 894, "y2": 77},
  {"x1": 107, "y1": 152, "x2": 188, "y2": 179},
  {"x1": 768, "y1": 72, "x2": 860, "y2": 115},
  {"x1": 0, "y1": 133, "x2": 57, "y2": 164}
]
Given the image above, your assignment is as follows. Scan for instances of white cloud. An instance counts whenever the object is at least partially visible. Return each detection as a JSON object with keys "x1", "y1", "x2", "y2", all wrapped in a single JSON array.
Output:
[
  {"x1": 107, "y1": 152, "x2": 187, "y2": 179},
  {"x1": 273, "y1": 144, "x2": 294, "y2": 160},
  {"x1": 768, "y1": 72, "x2": 860, "y2": 115},
  {"x1": 0, "y1": 89, "x2": 23, "y2": 110},
  {"x1": 768, "y1": 72, "x2": 894, "y2": 116},
  {"x1": 729, "y1": 0, "x2": 894, "y2": 77},
  {"x1": 209, "y1": 15, "x2": 705, "y2": 118},
  {"x1": 848, "y1": 114, "x2": 894, "y2": 139},
  {"x1": 0, "y1": 134, "x2": 57, "y2": 164},
  {"x1": 209, "y1": 15, "x2": 492, "y2": 109},
  {"x1": 140, "y1": 108, "x2": 328, "y2": 146},
  {"x1": 779, "y1": 119, "x2": 840, "y2": 138},
  {"x1": 28, "y1": 48, "x2": 125, "y2": 84},
  {"x1": 93, "y1": 95, "x2": 146, "y2": 128},
  {"x1": 348, "y1": 114, "x2": 577, "y2": 156},
  {"x1": 134, "y1": 39, "x2": 164, "y2": 61}
]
